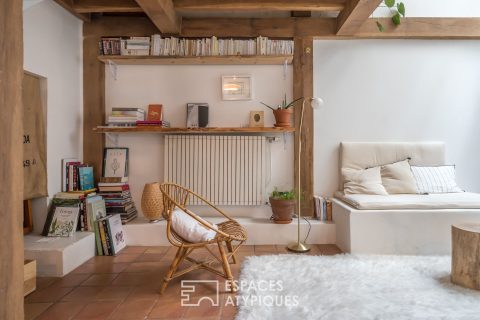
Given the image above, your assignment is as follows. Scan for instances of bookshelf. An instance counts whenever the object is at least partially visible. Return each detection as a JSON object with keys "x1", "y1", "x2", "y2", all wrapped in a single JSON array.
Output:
[
  {"x1": 97, "y1": 55, "x2": 293, "y2": 65},
  {"x1": 93, "y1": 126, "x2": 295, "y2": 134}
]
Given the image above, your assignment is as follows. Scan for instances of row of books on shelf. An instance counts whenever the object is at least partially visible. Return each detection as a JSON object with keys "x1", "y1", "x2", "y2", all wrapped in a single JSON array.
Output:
[
  {"x1": 100, "y1": 35, "x2": 294, "y2": 57},
  {"x1": 62, "y1": 159, "x2": 94, "y2": 192},
  {"x1": 314, "y1": 195, "x2": 333, "y2": 222},
  {"x1": 107, "y1": 106, "x2": 170, "y2": 128}
]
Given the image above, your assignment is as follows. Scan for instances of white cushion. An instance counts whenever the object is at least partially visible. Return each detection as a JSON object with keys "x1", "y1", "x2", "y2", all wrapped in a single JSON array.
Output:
[
  {"x1": 411, "y1": 165, "x2": 463, "y2": 194},
  {"x1": 171, "y1": 208, "x2": 218, "y2": 243},
  {"x1": 380, "y1": 159, "x2": 418, "y2": 194},
  {"x1": 334, "y1": 191, "x2": 480, "y2": 210},
  {"x1": 342, "y1": 167, "x2": 388, "y2": 195}
]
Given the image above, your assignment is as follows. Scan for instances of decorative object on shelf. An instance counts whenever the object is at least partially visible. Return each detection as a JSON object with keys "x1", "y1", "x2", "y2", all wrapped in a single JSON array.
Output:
[
  {"x1": 141, "y1": 182, "x2": 163, "y2": 223},
  {"x1": 249, "y1": 111, "x2": 264, "y2": 128},
  {"x1": 269, "y1": 189, "x2": 295, "y2": 224},
  {"x1": 222, "y1": 75, "x2": 252, "y2": 101},
  {"x1": 261, "y1": 94, "x2": 303, "y2": 128},
  {"x1": 147, "y1": 104, "x2": 163, "y2": 121},
  {"x1": 288, "y1": 97, "x2": 324, "y2": 253},
  {"x1": 103, "y1": 147, "x2": 129, "y2": 178},
  {"x1": 376, "y1": 0, "x2": 406, "y2": 32},
  {"x1": 186, "y1": 103, "x2": 209, "y2": 128}
]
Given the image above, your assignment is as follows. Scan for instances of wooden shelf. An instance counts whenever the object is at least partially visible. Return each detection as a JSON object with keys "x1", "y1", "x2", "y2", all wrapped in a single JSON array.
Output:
[
  {"x1": 93, "y1": 126, "x2": 295, "y2": 134},
  {"x1": 97, "y1": 55, "x2": 293, "y2": 65}
]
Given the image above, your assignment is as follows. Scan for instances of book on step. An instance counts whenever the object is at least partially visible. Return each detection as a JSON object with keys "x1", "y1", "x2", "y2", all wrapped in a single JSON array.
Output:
[{"x1": 42, "y1": 198, "x2": 80, "y2": 237}]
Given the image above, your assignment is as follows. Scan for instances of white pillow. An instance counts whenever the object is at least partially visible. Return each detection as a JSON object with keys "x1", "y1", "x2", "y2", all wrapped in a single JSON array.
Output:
[
  {"x1": 342, "y1": 166, "x2": 388, "y2": 195},
  {"x1": 171, "y1": 208, "x2": 218, "y2": 243},
  {"x1": 411, "y1": 165, "x2": 463, "y2": 194},
  {"x1": 380, "y1": 159, "x2": 418, "y2": 194}
]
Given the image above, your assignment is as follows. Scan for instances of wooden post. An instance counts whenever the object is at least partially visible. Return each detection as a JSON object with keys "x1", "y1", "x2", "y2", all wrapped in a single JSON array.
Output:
[
  {"x1": 293, "y1": 37, "x2": 314, "y2": 216},
  {"x1": 83, "y1": 17, "x2": 157, "y2": 181},
  {"x1": 0, "y1": 0, "x2": 25, "y2": 318}
]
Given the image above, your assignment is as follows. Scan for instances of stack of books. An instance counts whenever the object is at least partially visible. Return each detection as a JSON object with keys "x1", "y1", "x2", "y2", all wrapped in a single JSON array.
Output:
[
  {"x1": 97, "y1": 180, "x2": 138, "y2": 224},
  {"x1": 99, "y1": 37, "x2": 150, "y2": 56},
  {"x1": 313, "y1": 195, "x2": 333, "y2": 222},
  {"x1": 108, "y1": 107, "x2": 145, "y2": 127},
  {"x1": 62, "y1": 159, "x2": 95, "y2": 192},
  {"x1": 49, "y1": 190, "x2": 98, "y2": 232}
]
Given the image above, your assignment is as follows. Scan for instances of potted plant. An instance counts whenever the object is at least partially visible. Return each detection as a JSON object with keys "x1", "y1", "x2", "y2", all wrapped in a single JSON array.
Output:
[
  {"x1": 269, "y1": 188, "x2": 295, "y2": 224},
  {"x1": 261, "y1": 94, "x2": 303, "y2": 128}
]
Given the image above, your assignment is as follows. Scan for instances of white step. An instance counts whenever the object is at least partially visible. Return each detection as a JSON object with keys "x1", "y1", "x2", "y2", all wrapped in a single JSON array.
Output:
[
  {"x1": 24, "y1": 232, "x2": 95, "y2": 277},
  {"x1": 124, "y1": 216, "x2": 335, "y2": 246}
]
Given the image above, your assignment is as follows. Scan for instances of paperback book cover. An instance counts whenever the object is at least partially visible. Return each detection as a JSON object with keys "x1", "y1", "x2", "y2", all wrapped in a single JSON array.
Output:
[
  {"x1": 46, "y1": 206, "x2": 80, "y2": 237},
  {"x1": 106, "y1": 214, "x2": 126, "y2": 255},
  {"x1": 79, "y1": 166, "x2": 94, "y2": 191},
  {"x1": 147, "y1": 104, "x2": 163, "y2": 121}
]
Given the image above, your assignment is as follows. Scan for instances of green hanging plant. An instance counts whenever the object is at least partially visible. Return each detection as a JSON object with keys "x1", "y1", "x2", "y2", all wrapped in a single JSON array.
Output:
[{"x1": 376, "y1": 0, "x2": 406, "y2": 32}]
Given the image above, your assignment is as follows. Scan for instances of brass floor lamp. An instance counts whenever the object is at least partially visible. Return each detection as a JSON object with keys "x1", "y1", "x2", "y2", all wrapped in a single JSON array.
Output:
[{"x1": 287, "y1": 97, "x2": 324, "y2": 253}]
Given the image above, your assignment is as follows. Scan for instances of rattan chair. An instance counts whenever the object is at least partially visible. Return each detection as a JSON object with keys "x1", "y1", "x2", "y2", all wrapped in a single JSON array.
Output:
[{"x1": 159, "y1": 183, "x2": 247, "y2": 294}]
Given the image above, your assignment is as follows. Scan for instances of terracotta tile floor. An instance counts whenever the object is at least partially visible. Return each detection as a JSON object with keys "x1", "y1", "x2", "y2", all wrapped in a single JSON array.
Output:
[{"x1": 25, "y1": 244, "x2": 342, "y2": 320}]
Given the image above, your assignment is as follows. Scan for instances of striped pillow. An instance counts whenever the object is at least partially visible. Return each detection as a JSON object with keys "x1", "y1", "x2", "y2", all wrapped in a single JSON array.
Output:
[{"x1": 411, "y1": 165, "x2": 463, "y2": 194}]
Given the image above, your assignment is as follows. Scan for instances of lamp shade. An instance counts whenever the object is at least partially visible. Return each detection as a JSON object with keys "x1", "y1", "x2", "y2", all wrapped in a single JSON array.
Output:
[
  {"x1": 141, "y1": 182, "x2": 163, "y2": 222},
  {"x1": 311, "y1": 97, "x2": 324, "y2": 109}
]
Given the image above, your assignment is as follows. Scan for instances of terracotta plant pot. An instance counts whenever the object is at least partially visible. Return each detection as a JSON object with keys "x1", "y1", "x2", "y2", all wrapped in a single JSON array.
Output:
[
  {"x1": 273, "y1": 108, "x2": 293, "y2": 127},
  {"x1": 269, "y1": 197, "x2": 294, "y2": 224}
]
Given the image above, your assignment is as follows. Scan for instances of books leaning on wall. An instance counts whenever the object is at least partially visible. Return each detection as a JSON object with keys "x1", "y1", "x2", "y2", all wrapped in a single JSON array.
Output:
[
  {"x1": 54, "y1": 190, "x2": 99, "y2": 232},
  {"x1": 95, "y1": 214, "x2": 126, "y2": 256},
  {"x1": 61, "y1": 158, "x2": 95, "y2": 192},
  {"x1": 313, "y1": 195, "x2": 333, "y2": 222},
  {"x1": 97, "y1": 181, "x2": 138, "y2": 224},
  {"x1": 99, "y1": 35, "x2": 294, "y2": 57}
]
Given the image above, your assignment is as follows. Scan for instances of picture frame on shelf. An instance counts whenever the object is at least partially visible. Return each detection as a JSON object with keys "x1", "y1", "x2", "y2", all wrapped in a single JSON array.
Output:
[
  {"x1": 249, "y1": 111, "x2": 264, "y2": 127},
  {"x1": 102, "y1": 147, "x2": 129, "y2": 178},
  {"x1": 222, "y1": 75, "x2": 252, "y2": 101}
]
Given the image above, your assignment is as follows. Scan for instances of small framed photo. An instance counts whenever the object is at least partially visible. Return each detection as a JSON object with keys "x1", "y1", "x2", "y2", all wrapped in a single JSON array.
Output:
[
  {"x1": 222, "y1": 75, "x2": 252, "y2": 101},
  {"x1": 249, "y1": 111, "x2": 264, "y2": 127},
  {"x1": 103, "y1": 147, "x2": 129, "y2": 178}
]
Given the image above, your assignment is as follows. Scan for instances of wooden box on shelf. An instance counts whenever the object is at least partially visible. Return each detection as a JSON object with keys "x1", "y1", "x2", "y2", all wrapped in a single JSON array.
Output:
[{"x1": 24, "y1": 259, "x2": 36, "y2": 296}]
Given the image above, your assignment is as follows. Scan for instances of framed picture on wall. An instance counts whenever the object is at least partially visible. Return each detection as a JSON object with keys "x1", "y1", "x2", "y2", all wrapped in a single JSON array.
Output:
[
  {"x1": 102, "y1": 147, "x2": 129, "y2": 177},
  {"x1": 222, "y1": 75, "x2": 252, "y2": 100}
]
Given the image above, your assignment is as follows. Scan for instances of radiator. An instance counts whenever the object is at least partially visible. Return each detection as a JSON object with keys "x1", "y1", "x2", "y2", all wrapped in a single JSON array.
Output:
[{"x1": 164, "y1": 135, "x2": 266, "y2": 205}]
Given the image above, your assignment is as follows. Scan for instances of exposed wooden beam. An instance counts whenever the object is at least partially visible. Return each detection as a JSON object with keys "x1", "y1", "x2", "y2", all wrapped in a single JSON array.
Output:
[
  {"x1": 83, "y1": 17, "x2": 158, "y2": 181},
  {"x1": 174, "y1": 0, "x2": 345, "y2": 12},
  {"x1": 135, "y1": 0, "x2": 181, "y2": 34},
  {"x1": 74, "y1": 0, "x2": 142, "y2": 13},
  {"x1": 293, "y1": 37, "x2": 314, "y2": 217},
  {"x1": 181, "y1": 17, "x2": 480, "y2": 39},
  {"x1": 0, "y1": 0, "x2": 24, "y2": 319},
  {"x1": 336, "y1": 0, "x2": 382, "y2": 35},
  {"x1": 54, "y1": 0, "x2": 91, "y2": 22}
]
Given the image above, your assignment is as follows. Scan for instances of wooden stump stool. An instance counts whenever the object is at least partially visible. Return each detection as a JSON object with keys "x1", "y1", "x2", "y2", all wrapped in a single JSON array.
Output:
[{"x1": 451, "y1": 224, "x2": 480, "y2": 290}]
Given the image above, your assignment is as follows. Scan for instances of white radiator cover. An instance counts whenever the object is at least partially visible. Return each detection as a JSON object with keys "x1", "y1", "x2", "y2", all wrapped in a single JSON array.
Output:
[{"x1": 164, "y1": 135, "x2": 267, "y2": 205}]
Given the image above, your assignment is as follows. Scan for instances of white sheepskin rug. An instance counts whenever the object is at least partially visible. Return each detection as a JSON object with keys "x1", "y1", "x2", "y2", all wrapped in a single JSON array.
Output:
[{"x1": 235, "y1": 254, "x2": 480, "y2": 320}]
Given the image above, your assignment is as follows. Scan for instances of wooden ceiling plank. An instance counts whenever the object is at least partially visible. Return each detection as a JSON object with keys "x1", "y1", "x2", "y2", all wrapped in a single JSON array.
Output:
[
  {"x1": 336, "y1": 0, "x2": 382, "y2": 35},
  {"x1": 174, "y1": 0, "x2": 345, "y2": 12},
  {"x1": 74, "y1": 0, "x2": 142, "y2": 13},
  {"x1": 53, "y1": 0, "x2": 91, "y2": 22},
  {"x1": 135, "y1": 0, "x2": 181, "y2": 34}
]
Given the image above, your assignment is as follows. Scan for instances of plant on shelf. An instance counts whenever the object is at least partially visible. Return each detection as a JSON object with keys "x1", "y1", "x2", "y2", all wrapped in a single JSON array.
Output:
[
  {"x1": 376, "y1": 0, "x2": 406, "y2": 32},
  {"x1": 260, "y1": 94, "x2": 303, "y2": 128},
  {"x1": 269, "y1": 188, "x2": 296, "y2": 224}
]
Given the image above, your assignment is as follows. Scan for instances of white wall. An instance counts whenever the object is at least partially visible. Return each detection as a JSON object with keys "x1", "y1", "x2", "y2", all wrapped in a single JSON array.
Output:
[
  {"x1": 23, "y1": 0, "x2": 83, "y2": 233},
  {"x1": 105, "y1": 64, "x2": 294, "y2": 218},
  {"x1": 313, "y1": 40, "x2": 480, "y2": 196}
]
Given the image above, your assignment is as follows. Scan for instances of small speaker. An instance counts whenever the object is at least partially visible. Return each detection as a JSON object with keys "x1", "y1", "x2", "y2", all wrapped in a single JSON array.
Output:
[{"x1": 186, "y1": 103, "x2": 209, "y2": 128}]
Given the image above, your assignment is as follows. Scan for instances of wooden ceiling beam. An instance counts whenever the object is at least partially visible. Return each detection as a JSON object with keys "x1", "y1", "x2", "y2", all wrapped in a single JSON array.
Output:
[
  {"x1": 181, "y1": 17, "x2": 480, "y2": 39},
  {"x1": 74, "y1": 0, "x2": 142, "y2": 13},
  {"x1": 135, "y1": 0, "x2": 181, "y2": 34},
  {"x1": 174, "y1": 0, "x2": 345, "y2": 12},
  {"x1": 53, "y1": 0, "x2": 91, "y2": 21},
  {"x1": 336, "y1": 0, "x2": 382, "y2": 35}
]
